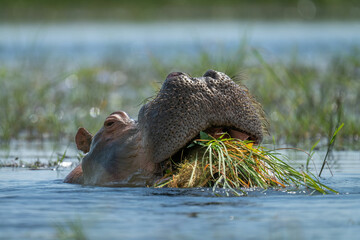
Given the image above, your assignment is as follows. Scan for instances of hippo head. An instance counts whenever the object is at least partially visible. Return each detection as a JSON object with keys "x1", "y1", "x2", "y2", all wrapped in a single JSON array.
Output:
[
  {"x1": 64, "y1": 70, "x2": 267, "y2": 185},
  {"x1": 68, "y1": 111, "x2": 157, "y2": 185}
]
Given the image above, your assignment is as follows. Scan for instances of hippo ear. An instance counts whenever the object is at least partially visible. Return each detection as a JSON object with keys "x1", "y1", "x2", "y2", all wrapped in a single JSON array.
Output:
[{"x1": 75, "y1": 127, "x2": 93, "y2": 153}]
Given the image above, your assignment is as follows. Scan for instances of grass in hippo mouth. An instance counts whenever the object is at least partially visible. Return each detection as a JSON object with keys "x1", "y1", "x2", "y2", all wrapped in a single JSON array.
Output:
[{"x1": 154, "y1": 132, "x2": 337, "y2": 195}]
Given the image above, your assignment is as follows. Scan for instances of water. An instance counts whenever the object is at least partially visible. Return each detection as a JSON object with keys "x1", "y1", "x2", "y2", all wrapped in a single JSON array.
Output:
[
  {"x1": 1, "y1": 21, "x2": 360, "y2": 67},
  {"x1": 1, "y1": 144, "x2": 360, "y2": 240}
]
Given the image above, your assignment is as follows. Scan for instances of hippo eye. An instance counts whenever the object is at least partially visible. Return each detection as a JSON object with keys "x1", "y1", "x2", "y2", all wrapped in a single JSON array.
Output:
[{"x1": 104, "y1": 120, "x2": 115, "y2": 128}]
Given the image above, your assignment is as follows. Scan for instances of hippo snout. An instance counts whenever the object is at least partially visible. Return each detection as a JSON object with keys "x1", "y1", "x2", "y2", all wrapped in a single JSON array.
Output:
[
  {"x1": 139, "y1": 69, "x2": 267, "y2": 163},
  {"x1": 166, "y1": 72, "x2": 186, "y2": 79},
  {"x1": 203, "y1": 69, "x2": 222, "y2": 79}
]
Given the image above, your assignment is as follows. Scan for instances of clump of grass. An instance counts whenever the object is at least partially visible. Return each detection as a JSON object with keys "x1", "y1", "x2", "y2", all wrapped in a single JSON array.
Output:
[{"x1": 155, "y1": 132, "x2": 337, "y2": 195}]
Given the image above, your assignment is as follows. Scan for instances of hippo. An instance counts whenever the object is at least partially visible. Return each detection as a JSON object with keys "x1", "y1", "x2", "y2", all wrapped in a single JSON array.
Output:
[{"x1": 64, "y1": 70, "x2": 267, "y2": 186}]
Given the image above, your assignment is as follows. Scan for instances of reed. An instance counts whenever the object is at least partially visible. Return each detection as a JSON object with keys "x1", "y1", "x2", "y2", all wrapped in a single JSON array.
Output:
[
  {"x1": 1, "y1": 46, "x2": 359, "y2": 150},
  {"x1": 154, "y1": 132, "x2": 337, "y2": 195}
]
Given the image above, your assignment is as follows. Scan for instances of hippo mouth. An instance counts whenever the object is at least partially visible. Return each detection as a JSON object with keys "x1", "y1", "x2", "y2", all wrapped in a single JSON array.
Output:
[
  {"x1": 204, "y1": 127, "x2": 254, "y2": 142},
  {"x1": 139, "y1": 69, "x2": 267, "y2": 164}
]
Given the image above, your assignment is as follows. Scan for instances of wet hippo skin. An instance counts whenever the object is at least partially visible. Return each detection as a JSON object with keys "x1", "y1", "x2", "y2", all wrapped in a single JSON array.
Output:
[{"x1": 64, "y1": 70, "x2": 267, "y2": 186}]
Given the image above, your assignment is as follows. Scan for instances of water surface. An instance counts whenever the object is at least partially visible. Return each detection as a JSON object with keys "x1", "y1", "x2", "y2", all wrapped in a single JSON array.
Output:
[
  {"x1": 1, "y1": 145, "x2": 359, "y2": 240},
  {"x1": 1, "y1": 21, "x2": 360, "y2": 66}
]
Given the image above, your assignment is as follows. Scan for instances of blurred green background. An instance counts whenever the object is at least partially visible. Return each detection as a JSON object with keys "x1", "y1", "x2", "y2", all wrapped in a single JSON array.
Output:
[
  {"x1": 0, "y1": 0, "x2": 359, "y2": 149},
  {"x1": 1, "y1": 0, "x2": 360, "y2": 21}
]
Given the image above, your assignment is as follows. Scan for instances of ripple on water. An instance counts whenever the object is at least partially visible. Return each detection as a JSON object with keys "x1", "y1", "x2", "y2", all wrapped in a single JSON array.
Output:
[{"x1": 0, "y1": 148, "x2": 360, "y2": 240}]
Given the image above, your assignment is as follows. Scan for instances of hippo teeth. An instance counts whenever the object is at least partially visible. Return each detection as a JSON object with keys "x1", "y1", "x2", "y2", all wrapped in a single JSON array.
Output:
[{"x1": 205, "y1": 127, "x2": 251, "y2": 141}]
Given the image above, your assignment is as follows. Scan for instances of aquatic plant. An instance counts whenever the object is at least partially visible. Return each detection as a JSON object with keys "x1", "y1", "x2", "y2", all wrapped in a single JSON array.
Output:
[
  {"x1": 319, "y1": 123, "x2": 344, "y2": 177},
  {"x1": 1, "y1": 45, "x2": 359, "y2": 150},
  {"x1": 155, "y1": 132, "x2": 337, "y2": 195}
]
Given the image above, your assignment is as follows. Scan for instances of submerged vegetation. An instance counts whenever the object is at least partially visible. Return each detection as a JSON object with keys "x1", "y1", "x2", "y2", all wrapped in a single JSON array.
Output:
[
  {"x1": 0, "y1": 45, "x2": 359, "y2": 150},
  {"x1": 54, "y1": 218, "x2": 87, "y2": 240},
  {"x1": 154, "y1": 132, "x2": 337, "y2": 195}
]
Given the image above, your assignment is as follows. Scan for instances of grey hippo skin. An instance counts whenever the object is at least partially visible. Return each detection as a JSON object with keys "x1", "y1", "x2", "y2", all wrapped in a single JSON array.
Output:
[{"x1": 64, "y1": 70, "x2": 267, "y2": 186}]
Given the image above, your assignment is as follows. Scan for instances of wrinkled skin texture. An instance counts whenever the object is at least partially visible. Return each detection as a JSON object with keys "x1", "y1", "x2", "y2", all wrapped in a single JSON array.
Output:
[{"x1": 64, "y1": 70, "x2": 267, "y2": 186}]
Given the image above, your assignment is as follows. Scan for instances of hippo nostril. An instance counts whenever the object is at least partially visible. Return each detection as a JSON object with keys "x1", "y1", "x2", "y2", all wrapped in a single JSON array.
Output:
[
  {"x1": 203, "y1": 69, "x2": 221, "y2": 79},
  {"x1": 166, "y1": 72, "x2": 185, "y2": 79}
]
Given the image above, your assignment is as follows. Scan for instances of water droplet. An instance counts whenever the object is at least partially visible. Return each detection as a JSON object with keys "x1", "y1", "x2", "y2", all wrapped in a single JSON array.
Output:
[{"x1": 89, "y1": 107, "x2": 100, "y2": 118}]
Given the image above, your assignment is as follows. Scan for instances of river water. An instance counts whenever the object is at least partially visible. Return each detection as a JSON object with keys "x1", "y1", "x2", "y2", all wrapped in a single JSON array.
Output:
[
  {"x1": 0, "y1": 142, "x2": 359, "y2": 240},
  {"x1": 1, "y1": 21, "x2": 360, "y2": 66}
]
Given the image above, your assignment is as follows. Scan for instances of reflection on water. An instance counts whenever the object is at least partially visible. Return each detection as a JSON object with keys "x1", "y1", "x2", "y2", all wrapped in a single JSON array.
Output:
[{"x1": 0, "y1": 143, "x2": 360, "y2": 239}]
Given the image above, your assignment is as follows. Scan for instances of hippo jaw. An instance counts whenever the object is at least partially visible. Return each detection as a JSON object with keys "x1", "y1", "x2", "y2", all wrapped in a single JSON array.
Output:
[{"x1": 138, "y1": 69, "x2": 267, "y2": 164}]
